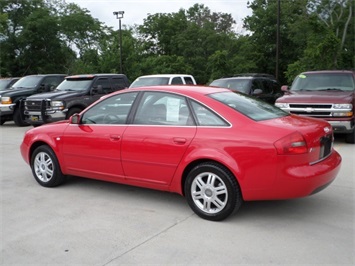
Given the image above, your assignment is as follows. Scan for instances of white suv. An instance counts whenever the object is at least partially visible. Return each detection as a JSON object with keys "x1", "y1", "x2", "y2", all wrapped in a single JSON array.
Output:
[{"x1": 129, "y1": 74, "x2": 196, "y2": 88}]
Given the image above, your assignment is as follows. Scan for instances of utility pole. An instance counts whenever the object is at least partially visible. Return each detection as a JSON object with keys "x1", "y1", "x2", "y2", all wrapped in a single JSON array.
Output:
[{"x1": 113, "y1": 11, "x2": 125, "y2": 74}]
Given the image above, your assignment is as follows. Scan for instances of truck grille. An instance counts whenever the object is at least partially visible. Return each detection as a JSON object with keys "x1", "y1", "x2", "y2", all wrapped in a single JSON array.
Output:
[
  {"x1": 286, "y1": 103, "x2": 337, "y2": 117},
  {"x1": 24, "y1": 100, "x2": 50, "y2": 111},
  {"x1": 289, "y1": 104, "x2": 332, "y2": 109}
]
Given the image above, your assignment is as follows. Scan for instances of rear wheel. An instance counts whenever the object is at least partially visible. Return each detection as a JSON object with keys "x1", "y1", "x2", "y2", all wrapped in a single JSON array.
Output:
[
  {"x1": 345, "y1": 129, "x2": 355, "y2": 144},
  {"x1": 13, "y1": 108, "x2": 29, "y2": 127},
  {"x1": 184, "y1": 162, "x2": 242, "y2": 221},
  {"x1": 31, "y1": 145, "x2": 65, "y2": 187}
]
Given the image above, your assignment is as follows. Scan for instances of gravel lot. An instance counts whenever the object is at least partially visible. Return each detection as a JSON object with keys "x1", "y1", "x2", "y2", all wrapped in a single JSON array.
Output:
[{"x1": 1, "y1": 122, "x2": 354, "y2": 265}]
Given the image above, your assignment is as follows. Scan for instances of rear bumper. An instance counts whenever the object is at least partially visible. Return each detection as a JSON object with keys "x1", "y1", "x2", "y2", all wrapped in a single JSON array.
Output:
[{"x1": 243, "y1": 150, "x2": 342, "y2": 201}]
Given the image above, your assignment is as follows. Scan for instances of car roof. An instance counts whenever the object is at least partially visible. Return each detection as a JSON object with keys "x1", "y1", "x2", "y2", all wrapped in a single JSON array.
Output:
[
  {"x1": 137, "y1": 74, "x2": 193, "y2": 78},
  {"x1": 127, "y1": 85, "x2": 227, "y2": 96},
  {"x1": 24, "y1": 74, "x2": 66, "y2": 77},
  {"x1": 66, "y1": 74, "x2": 125, "y2": 79},
  {"x1": 301, "y1": 70, "x2": 355, "y2": 75}
]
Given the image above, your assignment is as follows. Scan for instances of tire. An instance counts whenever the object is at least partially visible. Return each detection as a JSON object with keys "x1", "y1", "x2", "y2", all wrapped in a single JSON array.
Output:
[
  {"x1": 66, "y1": 107, "x2": 82, "y2": 119},
  {"x1": 0, "y1": 118, "x2": 5, "y2": 125},
  {"x1": 345, "y1": 129, "x2": 355, "y2": 144},
  {"x1": 13, "y1": 108, "x2": 29, "y2": 127},
  {"x1": 184, "y1": 162, "x2": 242, "y2": 221},
  {"x1": 31, "y1": 145, "x2": 66, "y2": 187}
]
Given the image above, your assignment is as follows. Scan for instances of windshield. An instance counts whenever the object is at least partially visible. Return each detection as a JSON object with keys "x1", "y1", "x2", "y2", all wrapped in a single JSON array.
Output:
[
  {"x1": 12, "y1": 76, "x2": 43, "y2": 89},
  {"x1": 209, "y1": 91, "x2": 288, "y2": 121},
  {"x1": 210, "y1": 79, "x2": 250, "y2": 94},
  {"x1": 291, "y1": 73, "x2": 355, "y2": 91},
  {"x1": 0, "y1": 79, "x2": 12, "y2": 90},
  {"x1": 56, "y1": 79, "x2": 92, "y2": 91},
  {"x1": 130, "y1": 77, "x2": 170, "y2": 88}
]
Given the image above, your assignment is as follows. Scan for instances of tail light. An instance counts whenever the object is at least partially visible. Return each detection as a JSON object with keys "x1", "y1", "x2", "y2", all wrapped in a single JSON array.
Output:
[{"x1": 274, "y1": 132, "x2": 308, "y2": 155}]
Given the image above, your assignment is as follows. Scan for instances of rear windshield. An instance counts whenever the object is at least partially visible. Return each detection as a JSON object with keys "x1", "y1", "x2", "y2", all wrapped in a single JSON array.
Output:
[
  {"x1": 291, "y1": 73, "x2": 355, "y2": 91},
  {"x1": 130, "y1": 77, "x2": 170, "y2": 88},
  {"x1": 210, "y1": 79, "x2": 250, "y2": 94},
  {"x1": 209, "y1": 91, "x2": 288, "y2": 121},
  {"x1": 56, "y1": 79, "x2": 92, "y2": 92}
]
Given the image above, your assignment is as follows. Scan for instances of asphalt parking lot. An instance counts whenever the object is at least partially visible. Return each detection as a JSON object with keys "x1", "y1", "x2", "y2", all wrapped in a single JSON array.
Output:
[{"x1": 1, "y1": 122, "x2": 354, "y2": 265}]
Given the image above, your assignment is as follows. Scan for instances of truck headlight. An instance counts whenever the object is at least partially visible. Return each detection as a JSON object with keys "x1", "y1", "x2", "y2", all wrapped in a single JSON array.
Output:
[
  {"x1": 50, "y1": 101, "x2": 65, "y2": 110},
  {"x1": 333, "y1": 104, "x2": 352, "y2": 109},
  {"x1": 1, "y1": 97, "x2": 12, "y2": 104},
  {"x1": 275, "y1": 103, "x2": 289, "y2": 108},
  {"x1": 333, "y1": 112, "x2": 353, "y2": 117}
]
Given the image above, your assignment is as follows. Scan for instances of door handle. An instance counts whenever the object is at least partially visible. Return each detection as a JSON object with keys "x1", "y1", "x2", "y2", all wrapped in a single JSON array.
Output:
[
  {"x1": 173, "y1": 138, "x2": 187, "y2": 144},
  {"x1": 110, "y1": 134, "x2": 121, "y2": 140}
]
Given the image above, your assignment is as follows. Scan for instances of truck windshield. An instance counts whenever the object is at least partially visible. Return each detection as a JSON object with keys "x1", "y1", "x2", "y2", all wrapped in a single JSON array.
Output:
[
  {"x1": 56, "y1": 79, "x2": 92, "y2": 91},
  {"x1": 291, "y1": 73, "x2": 355, "y2": 91},
  {"x1": 209, "y1": 91, "x2": 288, "y2": 121},
  {"x1": 130, "y1": 77, "x2": 170, "y2": 88},
  {"x1": 12, "y1": 76, "x2": 43, "y2": 89}
]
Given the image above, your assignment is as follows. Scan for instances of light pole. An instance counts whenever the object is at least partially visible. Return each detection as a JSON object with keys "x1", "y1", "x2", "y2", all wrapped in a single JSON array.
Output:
[{"x1": 113, "y1": 11, "x2": 124, "y2": 74}]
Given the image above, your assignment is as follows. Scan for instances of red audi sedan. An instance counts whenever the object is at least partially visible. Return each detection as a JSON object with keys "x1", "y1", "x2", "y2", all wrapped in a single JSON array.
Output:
[{"x1": 20, "y1": 85, "x2": 342, "y2": 221}]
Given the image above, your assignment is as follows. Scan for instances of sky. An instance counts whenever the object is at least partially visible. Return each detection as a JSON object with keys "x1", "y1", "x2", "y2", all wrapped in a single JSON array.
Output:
[{"x1": 68, "y1": 0, "x2": 252, "y2": 32}]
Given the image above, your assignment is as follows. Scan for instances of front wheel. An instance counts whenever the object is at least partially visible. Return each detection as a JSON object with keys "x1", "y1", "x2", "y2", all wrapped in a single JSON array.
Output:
[
  {"x1": 184, "y1": 162, "x2": 242, "y2": 221},
  {"x1": 31, "y1": 145, "x2": 66, "y2": 187},
  {"x1": 13, "y1": 108, "x2": 29, "y2": 127},
  {"x1": 345, "y1": 129, "x2": 355, "y2": 144}
]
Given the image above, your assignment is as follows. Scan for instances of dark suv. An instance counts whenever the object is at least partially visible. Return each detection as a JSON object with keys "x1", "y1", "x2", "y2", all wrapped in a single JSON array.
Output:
[
  {"x1": 23, "y1": 74, "x2": 130, "y2": 126},
  {"x1": 209, "y1": 73, "x2": 282, "y2": 104},
  {"x1": 0, "y1": 74, "x2": 66, "y2": 126}
]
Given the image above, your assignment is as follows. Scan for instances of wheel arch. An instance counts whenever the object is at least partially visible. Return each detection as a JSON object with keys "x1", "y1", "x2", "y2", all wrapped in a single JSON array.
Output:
[
  {"x1": 179, "y1": 159, "x2": 244, "y2": 200},
  {"x1": 28, "y1": 140, "x2": 64, "y2": 174}
]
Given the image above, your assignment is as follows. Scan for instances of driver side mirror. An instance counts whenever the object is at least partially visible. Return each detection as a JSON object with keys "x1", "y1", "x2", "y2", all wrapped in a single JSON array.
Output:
[
  {"x1": 69, "y1": 113, "x2": 80, "y2": 124},
  {"x1": 281, "y1": 85, "x2": 289, "y2": 92}
]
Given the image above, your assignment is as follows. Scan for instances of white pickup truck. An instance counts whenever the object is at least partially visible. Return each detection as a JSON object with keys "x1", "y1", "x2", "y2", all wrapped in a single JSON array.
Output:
[{"x1": 129, "y1": 74, "x2": 197, "y2": 88}]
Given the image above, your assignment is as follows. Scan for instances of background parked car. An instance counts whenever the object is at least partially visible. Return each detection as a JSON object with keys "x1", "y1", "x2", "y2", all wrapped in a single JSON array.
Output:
[
  {"x1": 129, "y1": 74, "x2": 196, "y2": 88},
  {"x1": 209, "y1": 73, "x2": 282, "y2": 104},
  {"x1": 275, "y1": 70, "x2": 355, "y2": 144},
  {"x1": 23, "y1": 73, "x2": 130, "y2": 127},
  {"x1": 0, "y1": 74, "x2": 66, "y2": 126},
  {"x1": 0, "y1": 77, "x2": 20, "y2": 92},
  {"x1": 21, "y1": 85, "x2": 341, "y2": 221}
]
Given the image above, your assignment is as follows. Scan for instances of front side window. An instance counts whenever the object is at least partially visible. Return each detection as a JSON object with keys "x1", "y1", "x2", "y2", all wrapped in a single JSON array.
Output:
[
  {"x1": 209, "y1": 91, "x2": 288, "y2": 121},
  {"x1": 133, "y1": 92, "x2": 193, "y2": 126},
  {"x1": 93, "y1": 78, "x2": 111, "y2": 94},
  {"x1": 81, "y1": 92, "x2": 138, "y2": 125}
]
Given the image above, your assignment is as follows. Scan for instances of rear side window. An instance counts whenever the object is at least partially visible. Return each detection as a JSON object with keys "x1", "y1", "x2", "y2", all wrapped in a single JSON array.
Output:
[
  {"x1": 112, "y1": 77, "x2": 128, "y2": 90},
  {"x1": 184, "y1": 77, "x2": 195, "y2": 84},
  {"x1": 209, "y1": 91, "x2": 288, "y2": 121},
  {"x1": 171, "y1": 77, "x2": 183, "y2": 85}
]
